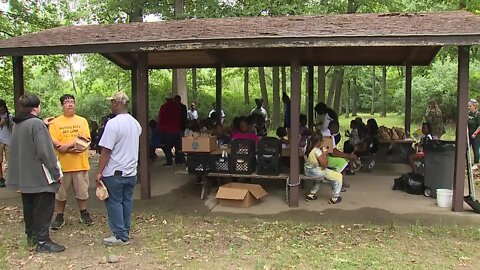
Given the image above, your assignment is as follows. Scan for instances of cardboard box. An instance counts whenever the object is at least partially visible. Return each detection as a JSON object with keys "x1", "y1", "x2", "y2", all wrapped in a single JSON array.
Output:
[
  {"x1": 215, "y1": 182, "x2": 268, "y2": 208},
  {"x1": 321, "y1": 136, "x2": 334, "y2": 153},
  {"x1": 182, "y1": 134, "x2": 217, "y2": 153}
]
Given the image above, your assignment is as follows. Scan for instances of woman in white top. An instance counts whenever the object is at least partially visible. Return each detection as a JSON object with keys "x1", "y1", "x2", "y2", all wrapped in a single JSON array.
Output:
[{"x1": 0, "y1": 99, "x2": 12, "y2": 187}]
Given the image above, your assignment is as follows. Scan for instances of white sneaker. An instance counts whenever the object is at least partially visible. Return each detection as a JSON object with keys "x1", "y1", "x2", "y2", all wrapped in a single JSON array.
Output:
[
  {"x1": 472, "y1": 165, "x2": 478, "y2": 170},
  {"x1": 102, "y1": 236, "x2": 129, "y2": 246}
]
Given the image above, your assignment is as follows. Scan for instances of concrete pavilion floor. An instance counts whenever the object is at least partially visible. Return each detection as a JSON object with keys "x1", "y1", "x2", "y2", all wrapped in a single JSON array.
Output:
[{"x1": 1, "y1": 153, "x2": 479, "y2": 226}]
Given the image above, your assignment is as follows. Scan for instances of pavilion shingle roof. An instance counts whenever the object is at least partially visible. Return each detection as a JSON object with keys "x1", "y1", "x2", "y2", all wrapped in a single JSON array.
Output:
[{"x1": 0, "y1": 11, "x2": 479, "y2": 56}]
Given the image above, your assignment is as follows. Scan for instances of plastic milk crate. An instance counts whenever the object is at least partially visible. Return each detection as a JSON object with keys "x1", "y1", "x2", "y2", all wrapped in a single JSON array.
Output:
[
  {"x1": 258, "y1": 137, "x2": 282, "y2": 155},
  {"x1": 229, "y1": 154, "x2": 256, "y2": 175},
  {"x1": 211, "y1": 150, "x2": 231, "y2": 173},
  {"x1": 256, "y1": 154, "x2": 281, "y2": 176},
  {"x1": 231, "y1": 139, "x2": 256, "y2": 155},
  {"x1": 187, "y1": 153, "x2": 213, "y2": 175}
]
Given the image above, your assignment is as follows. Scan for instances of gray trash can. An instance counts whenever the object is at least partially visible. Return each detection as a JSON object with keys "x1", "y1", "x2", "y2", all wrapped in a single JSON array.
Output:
[{"x1": 423, "y1": 141, "x2": 455, "y2": 198}]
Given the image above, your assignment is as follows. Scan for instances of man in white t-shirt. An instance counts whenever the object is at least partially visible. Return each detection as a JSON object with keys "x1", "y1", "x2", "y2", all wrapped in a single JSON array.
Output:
[
  {"x1": 208, "y1": 103, "x2": 225, "y2": 124},
  {"x1": 187, "y1": 103, "x2": 198, "y2": 121},
  {"x1": 95, "y1": 92, "x2": 141, "y2": 246}
]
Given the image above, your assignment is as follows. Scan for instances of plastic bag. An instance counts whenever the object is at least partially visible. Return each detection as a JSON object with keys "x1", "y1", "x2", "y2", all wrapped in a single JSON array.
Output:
[{"x1": 392, "y1": 172, "x2": 424, "y2": 195}]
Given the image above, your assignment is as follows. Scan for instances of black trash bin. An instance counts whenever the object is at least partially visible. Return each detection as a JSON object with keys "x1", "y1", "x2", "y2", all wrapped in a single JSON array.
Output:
[{"x1": 423, "y1": 140, "x2": 455, "y2": 198}]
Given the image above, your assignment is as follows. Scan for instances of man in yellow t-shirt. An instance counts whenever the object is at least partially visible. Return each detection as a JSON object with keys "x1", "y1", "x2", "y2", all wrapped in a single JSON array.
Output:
[{"x1": 48, "y1": 94, "x2": 93, "y2": 229}]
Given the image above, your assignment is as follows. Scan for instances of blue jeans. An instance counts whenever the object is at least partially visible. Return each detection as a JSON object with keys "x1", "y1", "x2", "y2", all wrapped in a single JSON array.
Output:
[
  {"x1": 470, "y1": 135, "x2": 480, "y2": 164},
  {"x1": 103, "y1": 175, "x2": 137, "y2": 242}
]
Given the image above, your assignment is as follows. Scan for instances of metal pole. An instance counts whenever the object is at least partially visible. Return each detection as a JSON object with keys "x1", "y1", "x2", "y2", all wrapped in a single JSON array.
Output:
[
  {"x1": 453, "y1": 46, "x2": 470, "y2": 212},
  {"x1": 136, "y1": 52, "x2": 151, "y2": 200}
]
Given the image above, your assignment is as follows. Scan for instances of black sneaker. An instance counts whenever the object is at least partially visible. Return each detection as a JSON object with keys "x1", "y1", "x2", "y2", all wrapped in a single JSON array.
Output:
[
  {"x1": 80, "y1": 211, "x2": 94, "y2": 226},
  {"x1": 35, "y1": 240, "x2": 65, "y2": 253},
  {"x1": 329, "y1": 197, "x2": 342, "y2": 204},
  {"x1": 50, "y1": 214, "x2": 65, "y2": 230},
  {"x1": 0, "y1": 178, "x2": 5, "y2": 188}
]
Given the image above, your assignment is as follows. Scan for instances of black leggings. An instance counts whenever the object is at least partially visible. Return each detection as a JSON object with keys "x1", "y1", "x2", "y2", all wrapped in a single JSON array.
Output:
[{"x1": 470, "y1": 135, "x2": 480, "y2": 164}]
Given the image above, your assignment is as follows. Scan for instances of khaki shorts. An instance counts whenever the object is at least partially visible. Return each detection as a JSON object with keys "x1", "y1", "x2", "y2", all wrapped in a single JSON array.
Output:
[
  {"x1": 0, "y1": 143, "x2": 9, "y2": 163},
  {"x1": 56, "y1": 171, "x2": 89, "y2": 201}
]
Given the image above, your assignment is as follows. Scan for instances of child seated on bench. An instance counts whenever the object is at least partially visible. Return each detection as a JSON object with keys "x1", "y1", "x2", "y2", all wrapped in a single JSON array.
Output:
[
  {"x1": 304, "y1": 134, "x2": 343, "y2": 204},
  {"x1": 409, "y1": 122, "x2": 433, "y2": 173}
]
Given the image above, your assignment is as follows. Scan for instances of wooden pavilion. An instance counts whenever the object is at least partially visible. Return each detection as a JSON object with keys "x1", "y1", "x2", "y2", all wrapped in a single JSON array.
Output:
[{"x1": 0, "y1": 11, "x2": 479, "y2": 211}]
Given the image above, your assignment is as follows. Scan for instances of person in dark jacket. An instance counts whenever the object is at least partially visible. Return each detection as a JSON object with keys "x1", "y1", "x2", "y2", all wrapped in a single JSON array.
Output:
[
  {"x1": 8, "y1": 94, "x2": 65, "y2": 253},
  {"x1": 157, "y1": 96, "x2": 183, "y2": 166}
]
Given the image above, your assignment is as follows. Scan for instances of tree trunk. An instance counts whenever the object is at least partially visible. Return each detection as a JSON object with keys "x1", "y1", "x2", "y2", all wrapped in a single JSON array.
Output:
[
  {"x1": 192, "y1": 68, "x2": 197, "y2": 101},
  {"x1": 272, "y1": 67, "x2": 280, "y2": 128},
  {"x1": 381, "y1": 66, "x2": 387, "y2": 117},
  {"x1": 173, "y1": 0, "x2": 187, "y2": 103},
  {"x1": 244, "y1": 67, "x2": 250, "y2": 105},
  {"x1": 347, "y1": 0, "x2": 355, "y2": 13},
  {"x1": 258, "y1": 67, "x2": 270, "y2": 113},
  {"x1": 281, "y1": 66, "x2": 287, "y2": 94},
  {"x1": 345, "y1": 79, "x2": 350, "y2": 117},
  {"x1": 352, "y1": 77, "x2": 358, "y2": 116},
  {"x1": 318, "y1": 65, "x2": 325, "y2": 103},
  {"x1": 371, "y1": 66, "x2": 375, "y2": 115},
  {"x1": 304, "y1": 69, "x2": 308, "y2": 113},
  {"x1": 67, "y1": 55, "x2": 77, "y2": 94},
  {"x1": 333, "y1": 68, "x2": 345, "y2": 114},
  {"x1": 326, "y1": 68, "x2": 337, "y2": 108}
]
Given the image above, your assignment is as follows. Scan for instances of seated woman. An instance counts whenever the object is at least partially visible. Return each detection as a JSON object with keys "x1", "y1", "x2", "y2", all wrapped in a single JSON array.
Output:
[
  {"x1": 299, "y1": 114, "x2": 311, "y2": 149},
  {"x1": 304, "y1": 134, "x2": 343, "y2": 204},
  {"x1": 231, "y1": 116, "x2": 260, "y2": 144},
  {"x1": 213, "y1": 123, "x2": 230, "y2": 146},
  {"x1": 149, "y1": 119, "x2": 162, "y2": 161},
  {"x1": 409, "y1": 122, "x2": 433, "y2": 173},
  {"x1": 323, "y1": 121, "x2": 358, "y2": 176},
  {"x1": 276, "y1": 127, "x2": 289, "y2": 148}
]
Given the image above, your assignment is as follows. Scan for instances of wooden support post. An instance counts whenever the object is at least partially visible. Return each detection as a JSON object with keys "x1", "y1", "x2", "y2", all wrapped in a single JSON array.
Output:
[
  {"x1": 136, "y1": 53, "x2": 151, "y2": 200},
  {"x1": 453, "y1": 46, "x2": 470, "y2": 212},
  {"x1": 405, "y1": 64, "x2": 412, "y2": 136},
  {"x1": 215, "y1": 65, "x2": 222, "y2": 125},
  {"x1": 131, "y1": 66, "x2": 138, "y2": 118},
  {"x1": 13, "y1": 56, "x2": 24, "y2": 109},
  {"x1": 289, "y1": 60, "x2": 301, "y2": 207},
  {"x1": 307, "y1": 65, "x2": 314, "y2": 129}
]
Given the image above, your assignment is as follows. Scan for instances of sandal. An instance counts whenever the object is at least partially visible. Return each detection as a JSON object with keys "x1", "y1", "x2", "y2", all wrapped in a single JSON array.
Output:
[
  {"x1": 329, "y1": 197, "x2": 342, "y2": 204},
  {"x1": 341, "y1": 187, "x2": 347, "y2": 192},
  {"x1": 305, "y1": 193, "x2": 317, "y2": 202},
  {"x1": 342, "y1": 183, "x2": 351, "y2": 188}
]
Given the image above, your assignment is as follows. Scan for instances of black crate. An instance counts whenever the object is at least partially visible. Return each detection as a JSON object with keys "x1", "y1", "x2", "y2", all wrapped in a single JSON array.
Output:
[
  {"x1": 187, "y1": 153, "x2": 212, "y2": 175},
  {"x1": 256, "y1": 154, "x2": 281, "y2": 176},
  {"x1": 212, "y1": 155, "x2": 231, "y2": 173},
  {"x1": 230, "y1": 155, "x2": 256, "y2": 175},
  {"x1": 258, "y1": 137, "x2": 282, "y2": 155},
  {"x1": 231, "y1": 139, "x2": 256, "y2": 155}
]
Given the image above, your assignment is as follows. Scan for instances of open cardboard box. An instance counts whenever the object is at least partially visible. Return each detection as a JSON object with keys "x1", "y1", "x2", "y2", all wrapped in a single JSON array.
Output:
[
  {"x1": 182, "y1": 134, "x2": 217, "y2": 153},
  {"x1": 215, "y1": 182, "x2": 268, "y2": 208}
]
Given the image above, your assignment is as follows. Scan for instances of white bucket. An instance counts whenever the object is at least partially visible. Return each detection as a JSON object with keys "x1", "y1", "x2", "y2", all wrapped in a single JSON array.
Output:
[{"x1": 436, "y1": 189, "x2": 453, "y2": 208}]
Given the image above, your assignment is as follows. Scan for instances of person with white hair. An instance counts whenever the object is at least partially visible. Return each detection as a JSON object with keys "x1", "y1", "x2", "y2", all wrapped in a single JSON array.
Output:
[{"x1": 468, "y1": 98, "x2": 480, "y2": 170}]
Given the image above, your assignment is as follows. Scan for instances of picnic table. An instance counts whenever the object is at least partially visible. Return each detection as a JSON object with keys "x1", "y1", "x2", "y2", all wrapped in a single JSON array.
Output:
[{"x1": 376, "y1": 139, "x2": 415, "y2": 164}]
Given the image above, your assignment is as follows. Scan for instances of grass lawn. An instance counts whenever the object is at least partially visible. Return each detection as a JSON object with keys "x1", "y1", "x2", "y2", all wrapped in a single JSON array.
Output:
[{"x1": 1, "y1": 206, "x2": 479, "y2": 269}]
